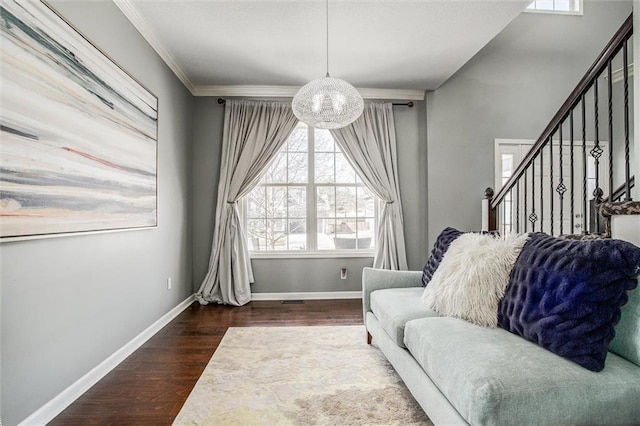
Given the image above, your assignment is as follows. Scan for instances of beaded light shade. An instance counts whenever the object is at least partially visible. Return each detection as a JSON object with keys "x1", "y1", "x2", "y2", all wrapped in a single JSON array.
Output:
[
  {"x1": 292, "y1": 75, "x2": 364, "y2": 129},
  {"x1": 292, "y1": 0, "x2": 364, "y2": 129}
]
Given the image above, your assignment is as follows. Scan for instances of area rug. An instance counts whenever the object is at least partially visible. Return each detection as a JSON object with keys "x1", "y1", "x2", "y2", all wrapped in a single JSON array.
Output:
[{"x1": 173, "y1": 325, "x2": 432, "y2": 425}]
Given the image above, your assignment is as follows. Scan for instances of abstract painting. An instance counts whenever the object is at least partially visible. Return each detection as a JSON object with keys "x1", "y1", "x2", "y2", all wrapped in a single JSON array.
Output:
[{"x1": 0, "y1": 1, "x2": 158, "y2": 241}]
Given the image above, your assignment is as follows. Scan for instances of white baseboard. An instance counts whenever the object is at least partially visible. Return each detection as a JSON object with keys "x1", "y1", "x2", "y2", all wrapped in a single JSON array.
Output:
[
  {"x1": 251, "y1": 291, "x2": 362, "y2": 301},
  {"x1": 19, "y1": 295, "x2": 196, "y2": 426}
]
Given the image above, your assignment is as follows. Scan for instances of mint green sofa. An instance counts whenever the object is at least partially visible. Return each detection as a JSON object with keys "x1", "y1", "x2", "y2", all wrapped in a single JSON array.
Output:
[{"x1": 363, "y1": 267, "x2": 640, "y2": 426}]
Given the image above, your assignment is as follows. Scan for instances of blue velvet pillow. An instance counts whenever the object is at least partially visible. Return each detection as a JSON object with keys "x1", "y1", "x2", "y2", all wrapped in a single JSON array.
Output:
[
  {"x1": 421, "y1": 227, "x2": 463, "y2": 287},
  {"x1": 498, "y1": 233, "x2": 640, "y2": 372}
]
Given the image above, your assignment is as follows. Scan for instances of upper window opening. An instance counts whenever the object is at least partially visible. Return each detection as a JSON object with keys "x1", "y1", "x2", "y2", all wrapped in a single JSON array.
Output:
[{"x1": 525, "y1": 0, "x2": 582, "y2": 14}]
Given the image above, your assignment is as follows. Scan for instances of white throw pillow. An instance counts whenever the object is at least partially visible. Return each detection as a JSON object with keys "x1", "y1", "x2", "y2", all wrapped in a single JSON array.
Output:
[{"x1": 421, "y1": 232, "x2": 528, "y2": 327}]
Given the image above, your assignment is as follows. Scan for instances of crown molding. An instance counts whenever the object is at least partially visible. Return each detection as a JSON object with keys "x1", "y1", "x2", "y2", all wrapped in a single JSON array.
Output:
[
  {"x1": 193, "y1": 85, "x2": 425, "y2": 100},
  {"x1": 193, "y1": 85, "x2": 301, "y2": 98},
  {"x1": 113, "y1": 0, "x2": 196, "y2": 94},
  {"x1": 607, "y1": 63, "x2": 634, "y2": 84},
  {"x1": 357, "y1": 87, "x2": 426, "y2": 101}
]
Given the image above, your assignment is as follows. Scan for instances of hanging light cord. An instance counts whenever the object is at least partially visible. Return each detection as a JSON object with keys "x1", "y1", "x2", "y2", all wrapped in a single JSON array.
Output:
[{"x1": 325, "y1": 0, "x2": 330, "y2": 77}]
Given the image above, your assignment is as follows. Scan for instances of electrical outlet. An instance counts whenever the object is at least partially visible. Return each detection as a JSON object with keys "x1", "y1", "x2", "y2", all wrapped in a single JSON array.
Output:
[
  {"x1": 340, "y1": 268, "x2": 347, "y2": 280},
  {"x1": 167, "y1": 277, "x2": 172, "y2": 290}
]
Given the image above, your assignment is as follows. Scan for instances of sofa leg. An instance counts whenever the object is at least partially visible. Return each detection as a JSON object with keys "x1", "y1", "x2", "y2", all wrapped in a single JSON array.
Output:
[{"x1": 367, "y1": 332, "x2": 372, "y2": 345}]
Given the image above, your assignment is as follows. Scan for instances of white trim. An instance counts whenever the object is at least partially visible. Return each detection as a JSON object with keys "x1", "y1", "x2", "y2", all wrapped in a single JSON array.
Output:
[
  {"x1": 251, "y1": 291, "x2": 362, "y2": 301},
  {"x1": 251, "y1": 252, "x2": 375, "y2": 259},
  {"x1": 357, "y1": 87, "x2": 425, "y2": 101},
  {"x1": 194, "y1": 85, "x2": 295, "y2": 98},
  {"x1": 523, "y1": 8, "x2": 583, "y2": 16},
  {"x1": 113, "y1": 0, "x2": 195, "y2": 94},
  {"x1": 606, "y1": 63, "x2": 634, "y2": 84},
  {"x1": 1, "y1": 224, "x2": 156, "y2": 244},
  {"x1": 193, "y1": 85, "x2": 425, "y2": 100},
  {"x1": 18, "y1": 295, "x2": 196, "y2": 426}
]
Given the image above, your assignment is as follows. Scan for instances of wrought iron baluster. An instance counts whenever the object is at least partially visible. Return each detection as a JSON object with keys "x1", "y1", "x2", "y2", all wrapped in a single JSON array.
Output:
[
  {"x1": 502, "y1": 199, "x2": 506, "y2": 236},
  {"x1": 516, "y1": 179, "x2": 520, "y2": 233},
  {"x1": 498, "y1": 198, "x2": 507, "y2": 235},
  {"x1": 582, "y1": 94, "x2": 587, "y2": 234},
  {"x1": 508, "y1": 190, "x2": 513, "y2": 234},
  {"x1": 529, "y1": 161, "x2": 537, "y2": 232},
  {"x1": 504, "y1": 196, "x2": 509, "y2": 236},
  {"x1": 607, "y1": 60, "x2": 614, "y2": 200},
  {"x1": 592, "y1": 79, "x2": 602, "y2": 234},
  {"x1": 540, "y1": 150, "x2": 544, "y2": 233},
  {"x1": 523, "y1": 172, "x2": 528, "y2": 233},
  {"x1": 623, "y1": 39, "x2": 631, "y2": 200},
  {"x1": 549, "y1": 135, "x2": 554, "y2": 235},
  {"x1": 570, "y1": 110, "x2": 575, "y2": 233},
  {"x1": 557, "y1": 124, "x2": 566, "y2": 235}
]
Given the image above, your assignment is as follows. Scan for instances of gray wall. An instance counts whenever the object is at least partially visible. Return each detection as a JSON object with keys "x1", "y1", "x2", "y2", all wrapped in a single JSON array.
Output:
[
  {"x1": 632, "y1": 0, "x2": 640, "y2": 201},
  {"x1": 192, "y1": 98, "x2": 224, "y2": 287},
  {"x1": 426, "y1": 1, "x2": 633, "y2": 247},
  {"x1": 636, "y1": 1, "x2": 640, "y2": 201},
  {"x1": 0, "y1": 2, "x2": 193, "y2": 425},
  {"x1": 191, "y1": 99, "x2": 428, "y2": 293}
]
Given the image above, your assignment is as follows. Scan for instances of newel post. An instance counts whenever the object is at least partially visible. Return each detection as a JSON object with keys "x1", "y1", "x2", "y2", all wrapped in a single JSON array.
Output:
[{"x1": 483, "y1": 187, "x2": 497, "y2": 232}]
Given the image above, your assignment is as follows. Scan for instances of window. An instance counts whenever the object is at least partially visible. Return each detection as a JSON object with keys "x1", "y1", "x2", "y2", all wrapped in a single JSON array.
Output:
[
  {"x1": 244, "y1": 122, "x2": 377, "y2": 255},
  {"x1": 525, "y1": 0, "x2": 582, "y2": 14},
  {"x1": 501, "y1": 153, "x2": 514, "y2": 236}
]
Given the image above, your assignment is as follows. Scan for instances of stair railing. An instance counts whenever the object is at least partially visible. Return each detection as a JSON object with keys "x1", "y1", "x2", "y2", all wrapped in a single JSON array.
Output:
[{"x1": 489, "y1": 14, "x2": 634, "y2": 237}]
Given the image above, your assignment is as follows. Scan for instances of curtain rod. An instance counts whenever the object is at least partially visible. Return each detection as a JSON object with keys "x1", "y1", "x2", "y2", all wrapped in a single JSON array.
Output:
[{"x1": 216, "y1": 98, "x2": 413, "y2": 108}]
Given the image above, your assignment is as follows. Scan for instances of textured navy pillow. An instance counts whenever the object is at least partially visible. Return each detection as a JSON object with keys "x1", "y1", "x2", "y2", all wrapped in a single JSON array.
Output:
[
  {"x1": 498, "y1": 233, "x2": 640, "y2": 372},
  {"x1": 421, "y1": 227, "x2": 463, "y2": 287}
]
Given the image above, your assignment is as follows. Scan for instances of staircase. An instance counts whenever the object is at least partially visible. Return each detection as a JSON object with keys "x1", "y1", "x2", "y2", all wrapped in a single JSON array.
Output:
[{"x1": 486, "y1": 14, "x2": 638, "y2": 239}]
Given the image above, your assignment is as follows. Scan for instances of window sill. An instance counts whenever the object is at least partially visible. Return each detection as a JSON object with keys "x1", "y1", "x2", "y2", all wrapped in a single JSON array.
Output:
[
  {"x1": 250, "y1": 251, "x2": 375, "y2": 260},
  {"x1": 523, "y1": 9, "x2": 583, "y2": 16}
]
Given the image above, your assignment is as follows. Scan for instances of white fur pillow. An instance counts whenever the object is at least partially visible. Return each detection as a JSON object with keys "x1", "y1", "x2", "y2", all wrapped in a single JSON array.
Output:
[{"x1": 421, "y1": 232, "x2": 528, "y2": 327}]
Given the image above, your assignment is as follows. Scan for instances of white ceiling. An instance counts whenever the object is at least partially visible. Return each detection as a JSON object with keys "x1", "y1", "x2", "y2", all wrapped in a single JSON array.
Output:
[{"x1": 116, "y1": 0, "x2": 531, "y2": 97}]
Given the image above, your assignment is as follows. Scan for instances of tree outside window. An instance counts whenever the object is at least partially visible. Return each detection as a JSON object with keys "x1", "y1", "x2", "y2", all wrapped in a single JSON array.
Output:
[{"x1": 245, "y1": 122, "x2": 377, "y2": 253}]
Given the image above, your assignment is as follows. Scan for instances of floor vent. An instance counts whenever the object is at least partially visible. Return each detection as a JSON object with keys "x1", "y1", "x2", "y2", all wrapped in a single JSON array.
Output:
[{"x1": 281, "y1": 300, "x2": 304, "y2": 304}]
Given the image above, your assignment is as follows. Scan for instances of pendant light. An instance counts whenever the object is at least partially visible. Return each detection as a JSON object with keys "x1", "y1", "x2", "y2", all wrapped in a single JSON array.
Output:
[{"x1": 292, "y1": 0, "x2": 364, "y2": 129}]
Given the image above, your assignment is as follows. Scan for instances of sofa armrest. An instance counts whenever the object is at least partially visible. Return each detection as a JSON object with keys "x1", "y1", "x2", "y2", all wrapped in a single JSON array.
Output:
[{"x1": 362, "y1": 267, "x2": 423, "y2": 325}]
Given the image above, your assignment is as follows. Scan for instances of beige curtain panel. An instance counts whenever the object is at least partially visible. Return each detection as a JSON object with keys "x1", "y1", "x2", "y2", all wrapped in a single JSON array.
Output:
[
  {"x1": 331, "y1": 102, "x2": 408, "y2": 270},
  {"x1": 196, "y1": 100, "x2": 298, "y2": 306}
]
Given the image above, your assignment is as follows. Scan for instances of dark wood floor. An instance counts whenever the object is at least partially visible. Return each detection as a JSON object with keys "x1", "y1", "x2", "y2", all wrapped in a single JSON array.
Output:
[{"x1": 49, "y1": 299, "x2": 363, "y2": 425}]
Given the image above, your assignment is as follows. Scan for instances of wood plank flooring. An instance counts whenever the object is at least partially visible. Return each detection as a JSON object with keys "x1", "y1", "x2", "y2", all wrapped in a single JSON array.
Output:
[{"x1": 49, "y1": 299, "x2": 363, "y2": 425}]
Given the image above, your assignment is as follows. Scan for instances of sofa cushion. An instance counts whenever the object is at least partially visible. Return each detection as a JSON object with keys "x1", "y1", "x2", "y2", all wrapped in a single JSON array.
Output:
[
  {"x1": 421, "y1": 227, "x2": 463, "y2": 287},
  {"x1": 370, "y1": 288, "x2": 438, "y2": 348},
  {"x1": 498, "y1": 232, "x2": 640, "y2": 372},
  {"x1": 404, "y1": 317, "x2": 640, "y2": 426},
  {"x1": 610, "y1": 281, "x2": 640, "y2": 366},
  {"x1": 422, "y1": 232, "x2": 528, "y2": 327}
]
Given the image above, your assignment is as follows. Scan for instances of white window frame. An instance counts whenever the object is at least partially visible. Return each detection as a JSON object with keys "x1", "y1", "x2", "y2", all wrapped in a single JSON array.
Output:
[
  {"x1": 524, "y1": 0, "x2": 583, "y2": 15},
  {"x1": 243, "y1": 123, "x2": 377, "y2": 259}
]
